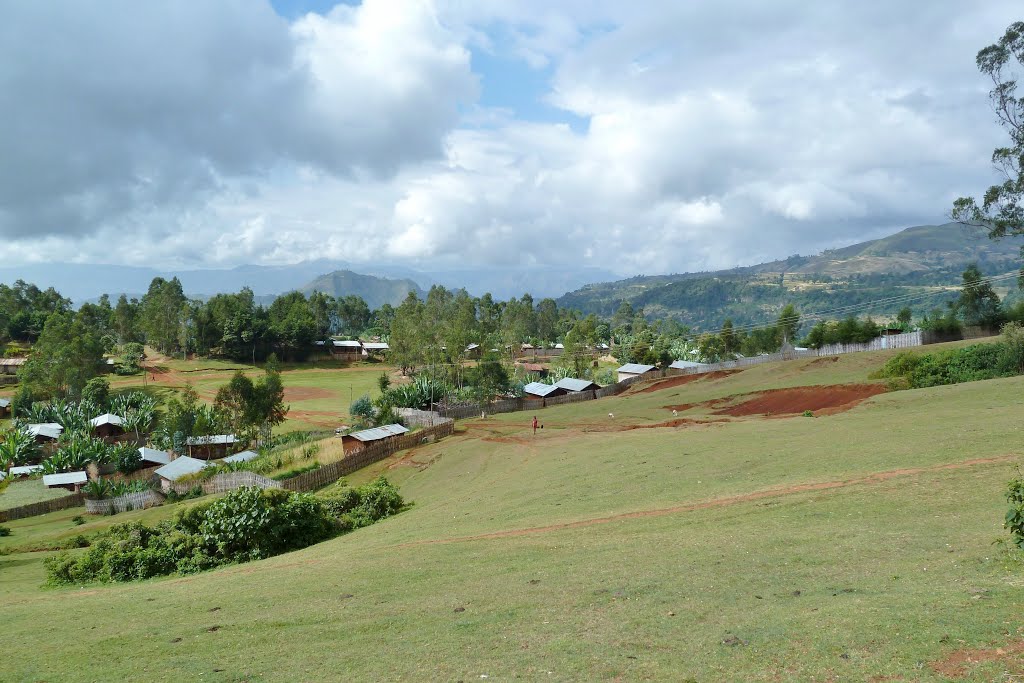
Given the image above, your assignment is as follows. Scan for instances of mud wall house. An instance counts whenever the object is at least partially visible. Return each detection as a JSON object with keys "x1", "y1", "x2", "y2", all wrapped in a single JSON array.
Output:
[
  {"x1": 27, "y1": 422, "x2": 63, "y2": 445},
  {"x1": 185, "y1": 434, "x2": 237, "y2": 460},
  {"x1": 340, "y1": 423, "x2": 409, "y2": 456},
  {"x1": 362, "y1": 342, "x2": 390, "y2": 359},
  {"x1": 617, "y1": 363, "x2": 657, "y2": 383},
  {"x1": 0, "y1": 357, "x2": 25, "y2": 375},
  {"x1": 90, "y1": 413, "x2": 125, "y2": 440},
  {"x1": 668, "y1": 360, "x2": 708, "y2": 375},
  {"x1": 331, "y1": 340, "x2": 364, "y2": 361},
  {"x1": 154, "y1": 456, "x2": 209, "y2": 493},
  {"x1": 522, "y1": 382, "x2": 567, "y2": 401},
  {"x1": 553, "y1": 378, "x2": 601, "y2": 393},
  {"x1": 42, "y1": 471, "x2": 88, "y2": 491},
  {"x1": 138, "y1": 447, "x2": 171, "y2": 468},
  {"x1": 516, "y1": 362, "x2": 549, "y2": 379},
  {"x1": 465, "y1": 343, "x2": 482, "y2": 359}
]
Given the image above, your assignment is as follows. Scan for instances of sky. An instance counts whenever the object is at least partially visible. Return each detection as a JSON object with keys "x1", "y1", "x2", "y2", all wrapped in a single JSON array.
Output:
[{"x1": 0, "y1": 1, "x2": 1020, "y2": 278}]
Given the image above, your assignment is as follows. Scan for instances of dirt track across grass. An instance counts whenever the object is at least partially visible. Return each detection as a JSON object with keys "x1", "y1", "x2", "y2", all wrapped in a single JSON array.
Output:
[
  {"x1": 716, "y1": 384, "x2": 887, "y2": 416},
  {"x1": 394, "y1": 455, "x2": 1014, "y2": 548}
]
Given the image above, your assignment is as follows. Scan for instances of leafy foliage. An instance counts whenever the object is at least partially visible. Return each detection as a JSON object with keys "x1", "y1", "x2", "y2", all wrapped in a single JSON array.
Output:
[
  {"x1": 317, "y1": 477, "x2": 406, "y2": 530},
  {"x1": 45, "y1": 486, "x2": 340, "y2": 584},
  {"x1": 1007, "y1": 468, "x2": 1024, "y2": 549}
]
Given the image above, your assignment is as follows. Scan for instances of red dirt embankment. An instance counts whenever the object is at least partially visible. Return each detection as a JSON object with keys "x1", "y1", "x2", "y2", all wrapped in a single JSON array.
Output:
[
  {"x1": 716, "y1": 384, "x2": 887, "y2": 417},
  {"x1": 635, "y1": 370, "x2": 739, "y2": 394}
]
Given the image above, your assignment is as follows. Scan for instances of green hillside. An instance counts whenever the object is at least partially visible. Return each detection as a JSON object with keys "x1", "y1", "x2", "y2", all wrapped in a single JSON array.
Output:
[
  {"x1": 4, "y1": 343, "x2": 1024, "y2": 681},
  {"x1": 301, "y1": 269, "x2": 425, "y2": 309},
  {"x1": 559, "y1": 223, "x2": 1024, "y2": 329}
]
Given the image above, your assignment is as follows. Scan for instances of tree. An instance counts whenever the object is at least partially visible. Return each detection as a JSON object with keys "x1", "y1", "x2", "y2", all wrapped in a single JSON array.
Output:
[
  {"x1": 896, "y1": 306, "x2": 913, "y2": 327},
  {"x1": 720, "y1": 319, "x2": 736, "y2": 355},
  {"x1": 81, "y1": 377, "x2": 110, "y2": 409},
  {"x1": 954, "y1": 264, "x2": 1004, "y2": 327},
  {"x1": 213, "y1": 361, "x2": 287, "y2": 447},
  {"x1": 140, "y1": 277, "x2": 187, "y2": 353},
  {"x1": 776, "y1": 304, "x2": 801, "y2": 345},
  {"x1": 19, "y1": 311, "x2": 104, "y2": 400},
  {"x1": 953, "y1": 22, "x2": 1024, "y2": 246}
]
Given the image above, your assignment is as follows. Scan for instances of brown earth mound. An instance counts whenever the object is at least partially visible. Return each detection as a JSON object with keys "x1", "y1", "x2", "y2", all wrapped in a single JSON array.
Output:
[
  {"x1": 283, "y1": 386, "x2": 337, "y2": 401},
  {"x1": 929, "y1": 639, "x2": 1024, "y2": 679},
  {"x1": 634, "y1": 370, "x2": 739, "y2": 394},
  {"x1": 715, "y1": 384, "x2": 886, "y2": 417}
]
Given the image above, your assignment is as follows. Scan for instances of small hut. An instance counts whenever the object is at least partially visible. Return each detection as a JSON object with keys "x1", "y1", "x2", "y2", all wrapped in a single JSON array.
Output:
[{"x1": 340, "y1": 424, "x2": 409, "y2": 456}]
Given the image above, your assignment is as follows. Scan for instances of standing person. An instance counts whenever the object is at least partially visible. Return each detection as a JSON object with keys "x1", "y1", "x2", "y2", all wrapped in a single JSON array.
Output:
[{"x1": 533, "y1": 416, "x2": 538, "y2": 435}]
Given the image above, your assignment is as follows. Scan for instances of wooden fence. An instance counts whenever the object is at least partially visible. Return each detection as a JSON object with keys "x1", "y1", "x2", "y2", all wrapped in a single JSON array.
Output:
[
  {"x1": 169, "y1": 471, "x2": 283, "y2": 496},
  {"x1": 282, "y1": 420, "x2": 456, "y2": 492},
  {"x1": 0, "y1": 492, "x2": 85, "y2": 522},
  {"x1": 85, "y1": 489, "x2": 165, "y2": 515}
]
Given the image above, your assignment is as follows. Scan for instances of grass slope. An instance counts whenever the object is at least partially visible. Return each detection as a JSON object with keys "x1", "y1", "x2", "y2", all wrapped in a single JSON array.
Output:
[{"x1": 3, "y1": 345, "x2": 1024, "y2": 682}]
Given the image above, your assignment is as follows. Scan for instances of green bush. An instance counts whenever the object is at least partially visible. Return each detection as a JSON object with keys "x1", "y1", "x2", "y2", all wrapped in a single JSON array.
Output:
[
  {"x1": 317, "y1": 477, "x2": 406, "y2": 529},
  {"x1": 1007, "y1": 469, "x2": 1024, "y2": 550},
  {"x1": 45, "y1": 486, "x2": 339, "y2": 585},
  {"x1": 876, "y1": 343, "x2": 1011, "y2": 390},
  {"x1": 0, "y1": 525, "x2": 10, "y2": 537},
  {"x1": 72, "y1": 515, "x2": 85, "y2": 526},
  {"x1": 271, "y1": 462, "x2": 320, "y2": 480}
]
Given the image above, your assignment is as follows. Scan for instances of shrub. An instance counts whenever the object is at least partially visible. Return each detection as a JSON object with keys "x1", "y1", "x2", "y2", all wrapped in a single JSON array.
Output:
[
  {"x1": 0, "y1": 525, "x2": 10, "y2": 537},
  {"x1": 111, "y1": 443, "x2": 143, "y2": 474},
  {"x1": 1007, "y1": 468, "x2": 1024, "y2": 550},
  {"x1": 350, "y1": 395, "x2": 375, "y2": 422},
  {"x1": 45, "y1": 487, "x2": 338, "y2": 585},
  {"x1": 72, "y1": 515, "x2": 85, "y2": 526},
  {"x1": 999, "y1": 321, "x2": 1024, "y2": 375},
  {"x1": 271, "y1": 462, "x2": 320, "y2": 480},
  {"x1": 317, "y1": 477, "x2": 406, "y2": 529},
  {"x1": 81, "y1": 377, "x2": 110, "y2": 410}
]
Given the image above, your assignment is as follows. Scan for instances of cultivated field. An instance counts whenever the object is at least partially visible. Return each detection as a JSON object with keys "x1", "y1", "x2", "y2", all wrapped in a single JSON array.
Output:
[
  {"x1": 107, "y1": 355, "x2": 394, "y2": 432},
  {"x1": 3, "y1": 345, "x2": 1023, "y2": 681}
]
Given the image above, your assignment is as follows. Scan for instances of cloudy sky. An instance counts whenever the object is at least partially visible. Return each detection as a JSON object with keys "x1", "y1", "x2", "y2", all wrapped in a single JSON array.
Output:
[{"x1": 1, "y1": 0, "x2": 1019, "y2": 277}]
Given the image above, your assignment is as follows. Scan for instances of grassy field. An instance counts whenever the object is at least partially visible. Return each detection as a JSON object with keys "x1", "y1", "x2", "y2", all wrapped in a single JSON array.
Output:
[
  {"x1": 0, "y1": 478, "x2": 72, "y2": 511},
  {"x1": 3, "y1": 343, "x2": 1024, "y2": 681},
  {"x1": 104, "y1": 355, "x2": 396, "y2": 433}
]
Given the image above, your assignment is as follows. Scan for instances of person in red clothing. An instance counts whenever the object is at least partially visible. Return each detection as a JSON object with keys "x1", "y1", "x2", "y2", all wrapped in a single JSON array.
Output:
[{"x1": 532, "y1": 416, "x2": 538, "y2": 434}]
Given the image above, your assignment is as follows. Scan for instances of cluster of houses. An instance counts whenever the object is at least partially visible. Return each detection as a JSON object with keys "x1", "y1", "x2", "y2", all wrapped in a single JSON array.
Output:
[
  {"x1": 521, "y1": 360, "x2": 709, "y2": 398},
  {"x1": 314, "y1": 340, "x2": 390, "y2": 361}
]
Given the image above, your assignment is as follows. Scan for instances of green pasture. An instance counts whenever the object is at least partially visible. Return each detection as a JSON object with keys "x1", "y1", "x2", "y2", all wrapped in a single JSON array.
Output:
[
  {"x1": 0, "y1": 479, "x2": 73, "y2": 511},
  {"x1": 2, "y1": 343, "x2": 1023, "y2": 681}
]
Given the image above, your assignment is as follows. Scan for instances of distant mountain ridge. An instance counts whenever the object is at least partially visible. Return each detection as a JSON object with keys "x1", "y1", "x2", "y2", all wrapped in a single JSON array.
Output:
[
  {"x1": 300, "y1": 270, "x2": 425, "y2": 309},
  {"x1": 557, "y1": 223, "x2": 1024, "y2": 330}
]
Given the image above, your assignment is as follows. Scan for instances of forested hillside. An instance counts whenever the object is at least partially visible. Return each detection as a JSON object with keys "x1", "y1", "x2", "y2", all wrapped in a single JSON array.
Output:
[{"x1": 558, "y1": 223, "x2": 1024, "y2": 329}]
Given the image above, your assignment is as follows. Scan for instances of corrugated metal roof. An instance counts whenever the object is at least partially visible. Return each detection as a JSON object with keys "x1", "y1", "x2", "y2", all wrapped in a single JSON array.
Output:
[
  {"x1": 669, "y1": 360, "x2": 706, "y2": 370},
  {"x1": 465, "y1": 343, "x2": 480, "y2": 350},
  {"x1": 90, "y1": 413, "x2": 124, "y2": 427},
  {"x1": 155, "y1": 456, "x2": 209, "y2": 481},
  {"x1": 9, "y1": 464, "x2": 43, "y2": 476},
  {"x1": 523, "y1": 382, "x2": 561, "y2": 397},
  {"x1": 0, "y1": 398, "x2": 9, "y2": 408},
  {"x1": 617, "y1": 363, "x2": 656, "y2": 374},
  {"x1": 332, "y1": 340, "x2": 362, "y2": 348},
  {"x1": 27, "y1": 423, "x2": 63, "y2": 439},
  {"x1": 222, "y1": 450, "x2": 260, "y2": 464},
  {"x1": 347, "y1": 423, "x2": 409, "y2": 442},
  {"x1": 43, "y1": 471, "x2": 88, "y2": 487},
  {"x1": 554, "y1": 378, "x2": 599, "y2": 392},
  {"x1": 362, "y1": 342, "x2": 389, "y2": 350},
  {"x1": 138, "y1": 447, "x2": 171, "y2": 465},
  {"x1": 554, "y1": 343, "x2": 564, "y2": 349},
  {"x1": 0, "y1": 358, "x2": 26, "y2": 366},
  {"x1": 185, "y1": 434, "x2": 236, "y2": 446}
]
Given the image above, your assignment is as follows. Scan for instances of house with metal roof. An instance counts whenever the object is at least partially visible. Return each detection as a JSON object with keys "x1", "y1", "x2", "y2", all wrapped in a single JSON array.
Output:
[
  {"x1": 27, "y1": 423, "x2": 63, "y2": 442},
  {"x1": 0, "y1": 357, "x2": 25, "y2": 375},
  {"x1": 362, "y1": 342, "x2": 390, "y2": 354},
  {"x1": 669, "y1": 360, "x2": 708, "y2": 371},
  {"x1": 554, "y1": 378, "x2": 601, "y2": 393},
  {"x1": 0, "y1": 397, "x2": 9, "y2": 417},
  {"x1": 617, "y1": 363, "x2": 657, "y2": 383},
  {"x1": 222, "y1": 450, "x2": 260, "y2": 464},
  {"x1": 138, "y1": 447, "x2": 172, "y2": 466},
  {"x1": 43, "y1": 471, "x2": 88, "y2": 490},
  {"x1": 90, "y1": 413, "x2": 125, "y2": 439},
  {"x1": 340, "y1": 423, "x2": 409, "y2": 455},
  {"x1": 330, "y1": 339, "x2": 364, "y2": 360},
  {"x1": 7, "y1": 464, "x2": 43, "y2": 478},
  {"x1": 523, "y1": 382, "x2": 567, "y2": 400},
  {"x1": 154, "y1": 456, "x2": 209, "y2": 491},
  {"x1": 185, "y1": 434, "x2": 238, "y2": 460}
]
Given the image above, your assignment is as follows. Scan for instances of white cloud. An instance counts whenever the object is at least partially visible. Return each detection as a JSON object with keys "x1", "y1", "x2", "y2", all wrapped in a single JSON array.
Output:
[{"x1": 0, "y1": 0, "x2": 1021, "y2": 284}]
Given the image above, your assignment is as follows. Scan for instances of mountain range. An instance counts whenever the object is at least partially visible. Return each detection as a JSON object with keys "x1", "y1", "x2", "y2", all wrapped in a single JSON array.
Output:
[{"x1": 556, "y1": 223, "x2": 1024, "y2": 330}]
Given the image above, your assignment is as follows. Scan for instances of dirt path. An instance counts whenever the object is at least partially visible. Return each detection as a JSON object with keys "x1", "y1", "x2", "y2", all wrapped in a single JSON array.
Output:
[
  {"x1": 634, "y1": 370, "x2": 740, "y2": 394},
  {"x1": 393, "y1": 455, "x2": 1016, "y2": 548}
]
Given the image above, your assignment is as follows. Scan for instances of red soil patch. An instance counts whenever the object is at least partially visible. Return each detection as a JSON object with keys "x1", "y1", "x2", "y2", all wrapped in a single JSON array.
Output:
[
  {"x1": 715, "y1": 384, "x2": 887, "y2": 417},
  {"x1": 283, "y1": 386, "x2": 337, "y2": 402},
  {"x1": 634, "y1": 370, "x2": 739, "y2": 394},
  {"x1": 394, "y1": 455, "x2": 1015, "y2": 548},
  {"x1": 929, "y1": 639, "x2": 1024, "y2": 679}
]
